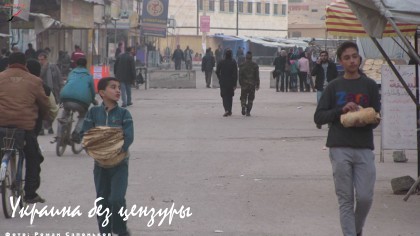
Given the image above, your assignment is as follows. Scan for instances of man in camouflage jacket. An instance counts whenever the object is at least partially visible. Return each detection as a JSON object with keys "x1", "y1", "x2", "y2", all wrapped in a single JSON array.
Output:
[{"x1": 239, "y1": 51, "x2": 260, "y2": 116}]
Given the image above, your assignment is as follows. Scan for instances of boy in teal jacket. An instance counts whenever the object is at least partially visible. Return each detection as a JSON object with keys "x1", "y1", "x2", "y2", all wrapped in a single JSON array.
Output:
[{"x1": 82, "y1": 77, "x2": 134, "y2": 236}]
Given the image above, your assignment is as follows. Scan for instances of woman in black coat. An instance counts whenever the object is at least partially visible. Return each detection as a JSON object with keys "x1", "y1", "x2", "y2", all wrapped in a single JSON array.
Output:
[{"x1": 216, "y1": 49, "x2": 238, "y2": 117}]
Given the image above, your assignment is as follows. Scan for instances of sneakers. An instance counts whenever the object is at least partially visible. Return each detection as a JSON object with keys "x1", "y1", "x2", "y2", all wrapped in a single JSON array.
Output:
[
  {"x1": 25, "y1": 194, "x2": 46, "y2": 204},
  {"x1": 241, "y1": 106, "x2": 246, "y2": 116},
  {"x1": 246, "y1": 112, "x2": 251, "y2": 117},
  {"x1": 127, "y1": 102, "x2": 133, "y2": 106}
]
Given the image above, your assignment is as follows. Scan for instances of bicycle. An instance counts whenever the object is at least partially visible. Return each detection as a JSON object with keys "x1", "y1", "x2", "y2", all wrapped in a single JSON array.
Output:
[
  {"x1": 55, "y1": 108, "x2": 84, "y2": 156},
  {"x1": 0, "y1": 127, "x2": 26, "y2": 218}
]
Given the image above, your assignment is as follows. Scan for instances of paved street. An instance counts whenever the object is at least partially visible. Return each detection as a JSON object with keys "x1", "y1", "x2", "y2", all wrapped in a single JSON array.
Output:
[{"x1": 1, "y1": 67, "x2": 419, "y2": 236}]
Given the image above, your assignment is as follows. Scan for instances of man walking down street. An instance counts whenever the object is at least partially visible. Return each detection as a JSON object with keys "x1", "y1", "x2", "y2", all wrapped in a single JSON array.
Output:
[
  {"x1": 172, "y1": 45, "x2": 184, "y2": 70},
  {"x1": 215, "y1": 45, "x2": 223, "y2": 65},
  {"x1": 0, "y1": 52, "x2": 51, "y2": 203},
  {"x1": 184, "y1": 46, "x2": 193, "y2": 70},
  {"x1": 239, "y1": 51, "x2": 259, "y2": 116},
  {"x1": 201, "y1": 48, "x2": 215, "y2": 88},
  {"x1": 38, "y1": 52, "x2": 62, "y2": 135},
  {"x1": 312, "y1": 50, "x2": 338, "y2": 129},
  {"x1": 114, "y1": 46, "x2": 136, "y2": 107},
  {"x1": 298, "y1": 52, "x2": 310, "y2": 92},
  {"x1": 216, "y1": 49, "x2": 238, "y2": 117},
  {"x1": 314, "y1": 41, "x2": 380, "y2": 236}
]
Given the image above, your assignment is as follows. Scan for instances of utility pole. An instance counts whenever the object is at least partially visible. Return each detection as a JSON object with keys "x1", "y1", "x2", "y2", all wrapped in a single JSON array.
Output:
[
  {"x1": 202, "y1": 0, "x2": 207, "y2": 54},
  {"x1": 196, "y1": 0, "x2": 199, "y2": 35},
  {"x1": 236, "y1": 0, "x2": 239, "y2": 36}
]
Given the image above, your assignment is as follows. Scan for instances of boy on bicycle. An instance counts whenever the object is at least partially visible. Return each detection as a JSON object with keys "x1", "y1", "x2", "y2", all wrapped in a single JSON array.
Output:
[
  {"x1": 82, "y1": 77, "x2": 134, "y2": 236},
  {"x1": 60, "y1": 57, "x2": 96, "y2": 143}
]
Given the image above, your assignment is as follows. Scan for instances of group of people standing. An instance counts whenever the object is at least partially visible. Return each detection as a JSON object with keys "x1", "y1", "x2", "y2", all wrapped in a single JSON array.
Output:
[{"x1": 172, "y1": 45, "x2": 194, "y2": 70}]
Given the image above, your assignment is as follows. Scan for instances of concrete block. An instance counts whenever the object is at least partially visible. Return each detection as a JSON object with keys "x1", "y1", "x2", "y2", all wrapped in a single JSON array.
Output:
[
  {"x1": 148, "y1": 70, "x2": 196, "y2": 89},
  {"x1": 391, "y1": 175, "x2": 415, "y2": 194},
  {"x1": 393, "y1": 150, "x2": 408, "y2": 163}
]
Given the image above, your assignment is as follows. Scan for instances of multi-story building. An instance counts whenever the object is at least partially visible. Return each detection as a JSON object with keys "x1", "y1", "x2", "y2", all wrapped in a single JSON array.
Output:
[
  {"x1": 158, "y1": 0, "x2": 289, "y2": 58},
  {"x1": 287, "y1": 0, "x2": 331, "y2": 38},
  {"x1": 168, "y1": 0, "x2": 288, "y2": 37}
]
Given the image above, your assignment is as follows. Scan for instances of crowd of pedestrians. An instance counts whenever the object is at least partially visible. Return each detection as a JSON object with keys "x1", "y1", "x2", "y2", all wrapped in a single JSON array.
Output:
[{"x1": 0, "y1": 41, "x2": 384, "y2": 236}]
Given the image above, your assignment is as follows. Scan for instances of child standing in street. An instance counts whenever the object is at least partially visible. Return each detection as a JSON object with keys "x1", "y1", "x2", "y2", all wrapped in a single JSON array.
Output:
[{"x1": 82, "y1": 77, "x2": 134, "y2": 235}]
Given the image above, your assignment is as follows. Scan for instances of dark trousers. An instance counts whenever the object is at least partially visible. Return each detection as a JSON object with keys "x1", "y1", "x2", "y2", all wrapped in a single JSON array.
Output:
[
  {"x1": 289, "y1": 73, "x2": 298, "y2": 91},
  {"x1": 281, "y1": 71, "x2": 290, "y2": 92},
  {"x1": 240, "y1": 85, "x2": 256, "y2": 107},
  {"x1": 24, "y1": 130, "x2": 44, "y2": 199},
  {"x1": 94, "y1": 159, "x2": 129, "y2": 234},
  {"x1": 275, "y1": 70, "x2": 284, "y2": 92},
  {"x1": 299, "y1": 72, "x2": 308, "y2": 92},
  {"x1": 174, "y1": 60, "x2": 182, "y2": 70},
  {"x1": 220, "y1": 87, "x2": 234, "y2": 113},
  {"x1": 121, "y1": 82, "x2": 132, "y2": 106},
  {"x1": 204, "y1": 70, "x2": 212, "y2": 87}
]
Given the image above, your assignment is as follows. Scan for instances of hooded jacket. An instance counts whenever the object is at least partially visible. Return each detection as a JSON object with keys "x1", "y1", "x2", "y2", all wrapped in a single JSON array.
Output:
[{"x1": 60, "y1": 67, "x2": 95, "y2": 107}]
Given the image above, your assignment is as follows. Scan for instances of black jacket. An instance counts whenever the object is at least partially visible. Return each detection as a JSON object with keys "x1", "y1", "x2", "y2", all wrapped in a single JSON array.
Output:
[
  {"x1": 201, "y1": 53, "x2": 215, "y2": 72},
  {"x1": 114, "y1": 52, "x2": 136, "y2": 83},
  {"x1": 311, "y1": 61, "x2": 338, "y2": 91},
  {"x1": 216, "y1": 58, "x2": 238, "y2": 88}
]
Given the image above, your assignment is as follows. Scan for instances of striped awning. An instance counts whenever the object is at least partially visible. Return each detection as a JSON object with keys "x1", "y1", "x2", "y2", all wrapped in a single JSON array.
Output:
[{"x1": 326, "y1": 1, "x2": 417, "y2": 37}]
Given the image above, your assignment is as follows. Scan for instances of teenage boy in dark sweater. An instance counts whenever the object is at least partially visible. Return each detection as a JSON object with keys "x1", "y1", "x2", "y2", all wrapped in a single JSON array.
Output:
[{"x1": 314, "y1": 41, "x2": 380, "y2": 236}]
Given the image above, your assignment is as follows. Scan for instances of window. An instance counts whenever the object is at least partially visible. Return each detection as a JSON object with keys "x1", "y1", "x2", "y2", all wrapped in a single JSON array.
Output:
[
  {"x1": 273, "y1": 4, "x2": 278, "y2": 15},
  {"x1": 265, "y1": 3, "x2": 270, "y2": 14},
  {"x1": 311, "y1": 9, "x2": 318, "y2": 12},
  {"x1": 247, "y1": 2, "x2": 253, "y2": 13},
  {"x1": 256, "y1": 2, "x2": 261, "y2": 14},
  {"x1": 238, "y1": 1, "x2": 243, "y2": 13},
  {"x1": 281, "y1": 4, "x2": 287, "y2": 15},
  {"x1": 220, "y1": 0, "x2": 225, "y2": 11},
  {"x1": 288, "y1": 0, "x2": 303, "y2": 3},
  {"x1": 198, "y1": 0, "x2": 203, "y2": 10},
  {"x1": 209, "y1": 0, "x2": 215, "y2": 11},
  {"x1": 229, "y1": 0, "x2": 234, "y2": 12}
]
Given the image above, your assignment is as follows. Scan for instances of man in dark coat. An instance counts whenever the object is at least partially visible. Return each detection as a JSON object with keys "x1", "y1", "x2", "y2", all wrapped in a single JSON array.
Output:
[
  {"x1": 201, "y1": 48, "x2": 215, "y2": 88},
  {"x1": 239, "y1": 51, "x2": 260, "y2": 116},
  {"x1": 216, "y1": 49, "x2": 238, "y2": 117},
  {"x1": 172, "y1": 45, "x2": 184, "y2": 70},
  {"x1": 114, "y1": 46, "x2": 136, "y2": 107},
  {"x1": 311, "y1": 50, "x2": 338, "y2": 129},
  {"x1": 272, "y1": 50, "x2": 288, "y2": 92},
  {"x1": 25, "y1": 43, "x2": 36, "y2": 60}
]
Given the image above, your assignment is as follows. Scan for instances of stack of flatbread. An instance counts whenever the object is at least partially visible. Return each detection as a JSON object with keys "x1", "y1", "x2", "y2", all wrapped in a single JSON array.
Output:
[
  {"x1": 340, "y1": 106, "x2": 381, "y2": 128},
  {"x1": 362, "y1": 58, "x2": 396, "y2": 82},
  {"x1": 82, "y1": 126, "x2": 126, "y2": 168}
]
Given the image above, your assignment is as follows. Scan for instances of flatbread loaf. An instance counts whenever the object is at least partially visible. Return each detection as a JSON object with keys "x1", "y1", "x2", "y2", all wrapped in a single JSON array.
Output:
[
  {"x1": 82, "y1": 126, "x2": 126, "y2": 168},
  {"x1": 340, "y1": 107, "x2": 380, "y2": 128}
]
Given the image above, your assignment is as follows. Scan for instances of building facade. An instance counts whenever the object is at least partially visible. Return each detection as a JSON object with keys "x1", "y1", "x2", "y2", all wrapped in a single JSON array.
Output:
[
  {"x1": 167, "y1": 0, "x2": 288, "y2": 37},
  {"x1": 287, "y1": 0, "x2": 332, "y2": 38}
]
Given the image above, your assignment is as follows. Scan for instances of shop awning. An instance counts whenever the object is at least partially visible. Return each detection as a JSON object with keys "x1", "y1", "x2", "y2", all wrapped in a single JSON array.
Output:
[{"x1": 326, "y1": 1, "x2": 417, "y2": 37}]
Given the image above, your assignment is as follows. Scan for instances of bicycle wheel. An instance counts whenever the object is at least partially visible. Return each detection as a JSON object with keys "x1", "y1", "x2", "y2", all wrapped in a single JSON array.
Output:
[
  {"x1": 71, "y1": 143, "x2": 84, "y2": 154},
  {"x1": 56, "y1": 123, "x2": 68, "y2": 156},
  {"x1": 1, "y1": 151, "x2": 17, "y2": 218}
]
